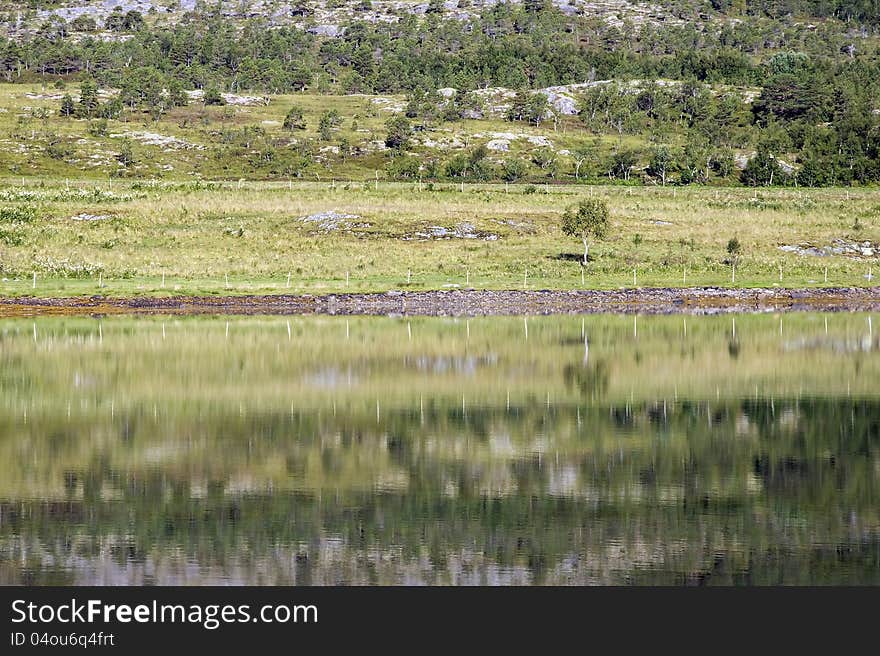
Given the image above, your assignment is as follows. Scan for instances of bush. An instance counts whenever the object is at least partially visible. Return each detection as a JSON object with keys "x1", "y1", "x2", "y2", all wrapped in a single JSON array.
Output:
[
  {"x1": 88, "y1": 119, "x2": 108, "y2": 137},
  {"x1": 0, "y1": 206, "x2": 37, "y2": 223},
  {"x1": 501, "y1": 158, "x2": 527, "y2": 182},
  {"x1": 204, "y1": 87, "x2": 226, "y2": 106},
  {"x1": 283, "y1": 106, "x2": 306, "y2": 130},
  {"x1": 0, "y1": 206, "x2": 36, "y2": 245}
]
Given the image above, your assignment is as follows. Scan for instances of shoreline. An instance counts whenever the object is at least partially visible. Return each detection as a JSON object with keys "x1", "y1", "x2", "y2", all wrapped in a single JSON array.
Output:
[{"x1": 0, "y1": 287, "x2": 878, "y2": 317}]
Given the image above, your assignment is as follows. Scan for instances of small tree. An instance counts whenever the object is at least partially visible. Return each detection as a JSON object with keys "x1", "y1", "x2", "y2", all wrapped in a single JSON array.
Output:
[
  {"x1": 572, "y1": 145, "x2": 595, "y2": 181},
  {"x1": 78, "y1": 79, "x2": 98, "y2": 118},
  {"x1": 283, "y1": 105, "x2": 306, "y2": 130},
  {"x1": 384, "y1": 116, "x2": 412, "y2": 152},
  {"x1": 116, "y1": 139, "x2": 135, "y2": 168},
  {"x1": 501, "y1": 158, "x2": 527, "y2": 182},
  {"x1": 318, "y1": 111, "x2": 333, "y2": 141},
  {"x1": 726, "y1": 236, "x2": 741, "y2": 266},
  {"x1": 506, "y1": 90, "x2": 549, "y2": 126},
  {"x1": 60, "y1": 93, "x2": 75, "y2": 117},
  {"x1": 562, "y1": 198, "x2": 609, "y2": 265},
  {"x1": 204, "y1": 87, "x2": 225, "y2": 106},
  {"x1": 741, "y1": 147, "x2": 781, "y2": 186},
  {"x1": 647, "y1": 145, "x2": 675, "y2": 186}
]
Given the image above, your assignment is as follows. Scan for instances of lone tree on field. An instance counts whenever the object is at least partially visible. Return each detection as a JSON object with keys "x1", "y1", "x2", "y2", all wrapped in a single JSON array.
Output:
[
  {"x1": 562, "y1": 198, "x2": 609, "y2": 266},
  {"x1": 726, "y1": 235, "x2": 742, "y2": 266}
]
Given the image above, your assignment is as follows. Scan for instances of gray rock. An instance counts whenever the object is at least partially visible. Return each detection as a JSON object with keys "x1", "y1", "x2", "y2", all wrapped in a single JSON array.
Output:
[
  {"x1": 486, "y1": 139, "x2": 510, "y2": 152},
  {"x1": 308, "y1": 24, "x2": 343, "y2": 37}
]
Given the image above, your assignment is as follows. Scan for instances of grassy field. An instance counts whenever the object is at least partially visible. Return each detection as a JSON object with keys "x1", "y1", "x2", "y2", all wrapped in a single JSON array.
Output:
[
  {"x1": 0, "y1": 178, "x2": 877, "y2": 297},
  {"x1": 1, "y1": 81, "x2": 877, "y2": 298},
  {"x1": 0, "y1": 82, "x2": 655, "y2": 182}
]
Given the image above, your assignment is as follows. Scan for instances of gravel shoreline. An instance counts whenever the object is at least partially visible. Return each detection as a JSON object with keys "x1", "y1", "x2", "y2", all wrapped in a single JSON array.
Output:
[{"x1": 0, "y1": 287, "x2": 879, "y2": 317}]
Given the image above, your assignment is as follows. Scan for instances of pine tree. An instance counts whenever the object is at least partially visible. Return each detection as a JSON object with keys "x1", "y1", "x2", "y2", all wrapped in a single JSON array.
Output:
[{"x1": 60, "y1": 94, "x2": 75, "y2": 117}]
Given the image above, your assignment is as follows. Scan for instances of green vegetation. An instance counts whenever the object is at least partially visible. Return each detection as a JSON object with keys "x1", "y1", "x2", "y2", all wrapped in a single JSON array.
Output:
[
  {"x1": 561, "y1": 198, "x2": 609, "y2": 265},
  {"x1": 0, "y1": 2, "x2": 879, "y2": 186},
  {"x1": 0, "y1": 180, "x2": 876, "y2": 297},
  {"x1": 0, "y1": 4, "x2": 876, "y2": 297}
]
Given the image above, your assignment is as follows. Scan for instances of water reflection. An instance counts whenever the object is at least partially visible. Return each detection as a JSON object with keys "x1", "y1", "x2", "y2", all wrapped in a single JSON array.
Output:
[{"x1": 0, "y1": 313, "x2": 878, "y2": 585}]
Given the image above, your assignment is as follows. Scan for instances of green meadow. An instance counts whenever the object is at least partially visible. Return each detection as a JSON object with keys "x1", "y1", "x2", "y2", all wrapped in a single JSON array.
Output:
[{"x1": 0, "y1": 179, "x2": 877, "y2": 297}]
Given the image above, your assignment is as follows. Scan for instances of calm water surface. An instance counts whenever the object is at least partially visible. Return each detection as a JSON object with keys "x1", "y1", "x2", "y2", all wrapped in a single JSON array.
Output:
[{"x1": 1, "y1": 313, "x2": 878, "y2": 585}]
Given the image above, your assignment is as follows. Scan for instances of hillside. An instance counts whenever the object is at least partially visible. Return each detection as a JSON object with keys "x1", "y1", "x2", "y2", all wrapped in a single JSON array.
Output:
[{"x1": 0, "y1": 0, "x2": 878, "y2": 185}]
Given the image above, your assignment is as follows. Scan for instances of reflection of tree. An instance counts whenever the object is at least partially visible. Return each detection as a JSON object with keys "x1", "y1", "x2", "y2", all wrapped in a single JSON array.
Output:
[
  {"x1": 728, "y1": 339, "x2": 741, "y2": 359},
  {"x1": 564, "y1": 359, "x2": 610, "y2": 399},
  {"x1": 1, "y1": 397, "x2": 879, "y2": 585}
]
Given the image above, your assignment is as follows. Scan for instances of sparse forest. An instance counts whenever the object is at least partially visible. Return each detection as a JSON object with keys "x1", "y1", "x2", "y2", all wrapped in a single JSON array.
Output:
[{"x1": 0, "y1": 1, "x2": 878, "y2": 185}]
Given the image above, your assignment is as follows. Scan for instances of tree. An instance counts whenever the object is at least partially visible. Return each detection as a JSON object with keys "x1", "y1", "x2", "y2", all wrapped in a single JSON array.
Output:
[
  {"x1": 78, "y1": 79, "x2": 98, "y2": 118},
  {"x1": 318, "y1": 110, "x2": 341, "y2": 140},
  {"x1": 70, "y1": 15, "x2": 97, "y2": 32},
  {"x1": 319, "y1": 121, "x2": 332, "y2": 141},
  {"x1": 682, "y1": 140, "x2": 713, "y2": 184},
  {"x1": 60, "y1": 94, "x2": 75, "y2": 117},
  {"x1": 727, "y1": 236, "x2": 741, "y2": 258},
  {"x1": 167, "y1": 81, "x2": 189, "y2": 108},
  {"x1": 608, "y1": 149, "x2": 638, "y2": 181},
  {"x1": 726, "y1": 236, "x2": 742, "y2": 269},
  {"x1": 561, "y1": 199, "x2": 610, "y2": 265},
  {"x1": 384, "y1": 116, "x2": 412, "y2": 152},
  {"x1": 204, "y1": 87, "x2": 225, "y2": 106},
  {"x1": 647, "y1": 145, "x2": 676, "y2": 186},
  {"x1": 283, "y1": 106, "x2": 306, "y2": 130},
  {"x1": 572, "y1": 145, "x2": 596, "y2": 181},
  {"x1": 524, "y1": 0, "x2": 549, "y2": 12},
  {"x1": 120, "y1": 10, "x2": 144, "y2": 31},
  {"x1": 506, "y1": 91, "x2": 549, "y2": 126},
  {"x1": 116, "y1": 140, "x2": 135, "y2": 168},
  {"x1": 501, "y1": 158, "x2": 527, "y2": 182},
  {"x1": 741, "y1": 147, "x2": 782, "y2": 186}
]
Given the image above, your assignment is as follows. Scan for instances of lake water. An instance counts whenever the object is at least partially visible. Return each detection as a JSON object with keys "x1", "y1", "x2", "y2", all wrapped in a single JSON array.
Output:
[{"x1": 1, "y1": 313, "x2": 878, "y2": 585}]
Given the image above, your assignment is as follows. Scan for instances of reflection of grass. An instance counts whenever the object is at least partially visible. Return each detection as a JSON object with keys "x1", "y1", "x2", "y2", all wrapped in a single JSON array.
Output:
[
  {"x1": 0, "y1": 313, "x2": 877, "y2": 500},
  {"x1": 0, "y1": 179, "x2": 876, "y2": 295},
  {"x1": 1, "y1": 313, "x2": 877, "y2": 411}
]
